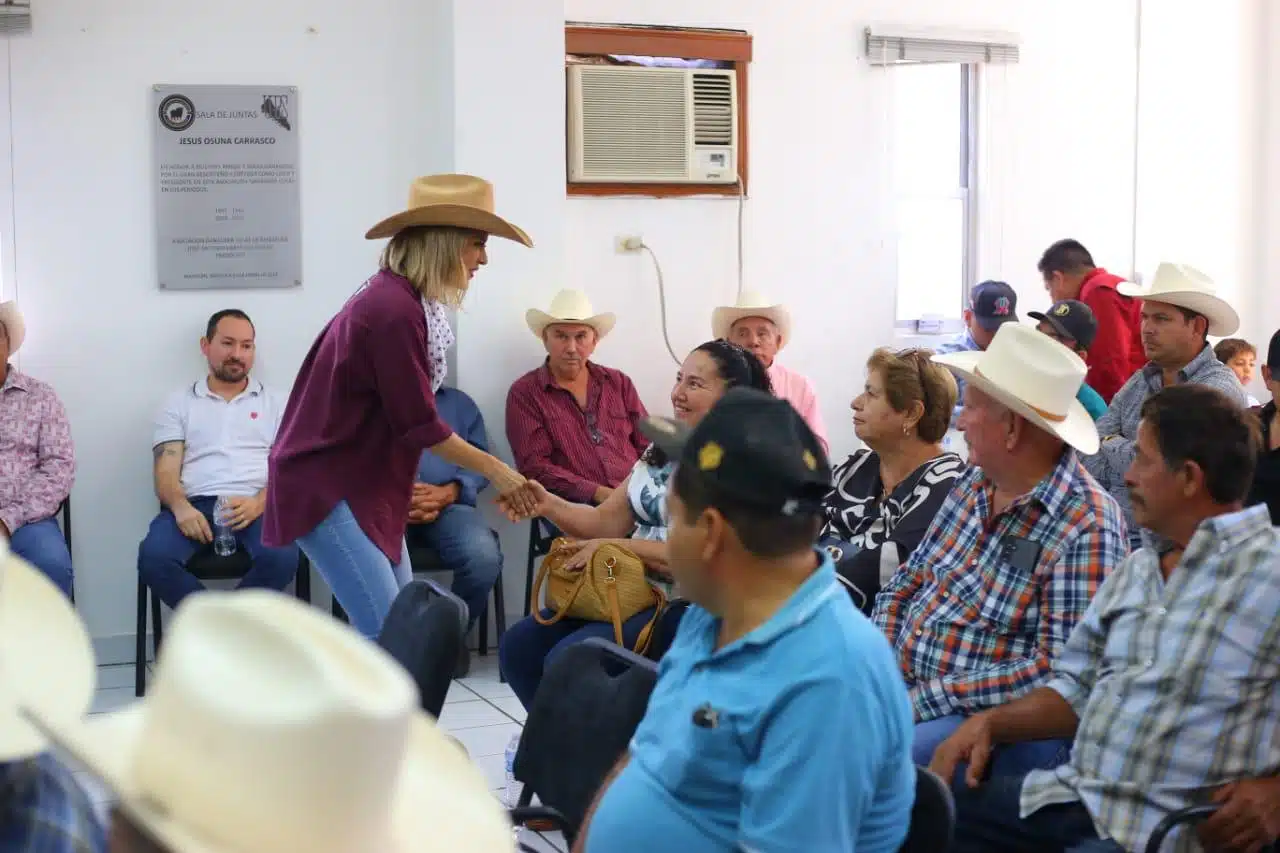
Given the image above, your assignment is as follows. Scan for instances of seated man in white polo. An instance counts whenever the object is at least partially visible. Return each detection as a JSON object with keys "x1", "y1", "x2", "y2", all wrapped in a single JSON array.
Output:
[
  {"x1": 137, "y1": 310, "x2": 298, "y2": 609},
  {"x1": 712, "y1": 291, "x2": 829, "y2": 452}
]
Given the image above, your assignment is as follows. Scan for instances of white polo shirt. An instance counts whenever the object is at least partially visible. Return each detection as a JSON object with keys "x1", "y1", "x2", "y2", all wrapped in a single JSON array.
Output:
[{"x1": 152, "y1": 377, "x2": 284, "y2": 498}]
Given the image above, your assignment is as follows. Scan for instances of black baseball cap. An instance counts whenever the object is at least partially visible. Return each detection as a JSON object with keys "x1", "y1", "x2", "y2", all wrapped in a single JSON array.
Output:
[
  {"x1": 1029, "y1": 299, "x2": 1098, "y2": 350},
  {"x1": 1267, "y1": 329, "x2": 1280, "y2": 370},
  {"x1": 970, "y1": 280, "x2": 1019, "y2": 331},
  {"x1": 638, "y1": 387, "x2": 831, "y2": 517}
]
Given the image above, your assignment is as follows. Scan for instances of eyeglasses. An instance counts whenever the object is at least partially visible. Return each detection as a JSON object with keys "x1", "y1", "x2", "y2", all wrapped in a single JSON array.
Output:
[
  {"x1": 585, "y1": 411, "x2": 603, "y2": 445},
  {"x1": 894, "y1": 347, "x2": 933, "y2": 415}
]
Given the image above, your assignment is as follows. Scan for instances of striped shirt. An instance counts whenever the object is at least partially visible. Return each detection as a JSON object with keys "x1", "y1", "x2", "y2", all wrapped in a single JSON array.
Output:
[
  {"x1": 1084, "y1": 344, "x2": 1246, "y2": 541},
  {"x1": 1021, "y1": 505, "x2": 1280, "y2": 853},
  {"x1": 505, "y1": 360, "x2": 649, "y2": 503},
  {"x1": 0, "y1": 754, "x2": 106, "y2": 852},
  {"x1": 872, "y1": 449, "x2": 1127, "y2": 722}
]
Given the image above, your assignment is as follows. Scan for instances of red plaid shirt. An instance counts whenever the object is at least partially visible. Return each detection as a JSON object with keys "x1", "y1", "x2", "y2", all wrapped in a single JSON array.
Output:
[{"x1": 872, "y1": 449, "x2": 1128, "y2": 721}]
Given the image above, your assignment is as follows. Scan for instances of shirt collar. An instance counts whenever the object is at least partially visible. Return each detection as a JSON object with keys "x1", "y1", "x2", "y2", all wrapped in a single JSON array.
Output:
[
  {"x1": 976, "y1": 446, "x2": 1081, "y2": 520},
  {"x1": 1182, "y1": 504, "x2": 1273, "y2": 563},
  {"x1": 193, "y1": 376, "x2": 263, "y2": 400},
  {"x1": 0, "y1": 368, "x2": 30, "y2": 392},
  {"x1": 710, "y1": 553, "x2": 841, "y2": 657},
  {"x1": 1142, "y1": 343, "x2": 1219, "y2": 383},
  {"x1": 538, "y1": 358, "x2": 598, "y2": 390}
]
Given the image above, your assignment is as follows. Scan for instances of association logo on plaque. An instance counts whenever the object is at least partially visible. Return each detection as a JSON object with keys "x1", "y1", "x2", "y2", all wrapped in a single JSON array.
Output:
[{"x1": 152, "y1": 83, "x2": 302, "y2": 290}]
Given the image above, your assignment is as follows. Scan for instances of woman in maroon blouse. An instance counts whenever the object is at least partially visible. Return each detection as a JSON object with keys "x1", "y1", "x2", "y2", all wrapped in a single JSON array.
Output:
[{"x1": 263, "y1": 174, "x2": 535, "y2": 637}]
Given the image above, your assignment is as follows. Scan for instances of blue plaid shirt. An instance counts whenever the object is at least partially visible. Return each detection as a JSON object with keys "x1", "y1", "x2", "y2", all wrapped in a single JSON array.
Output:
[{"x1": 0, "y1": 754, "x2": 105, "y2": 852}]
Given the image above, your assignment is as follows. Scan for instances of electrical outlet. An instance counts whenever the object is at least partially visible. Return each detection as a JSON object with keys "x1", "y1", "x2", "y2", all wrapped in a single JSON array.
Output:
[{"x1": 614, "y1": 235, "x2": 643, "y2": 253}]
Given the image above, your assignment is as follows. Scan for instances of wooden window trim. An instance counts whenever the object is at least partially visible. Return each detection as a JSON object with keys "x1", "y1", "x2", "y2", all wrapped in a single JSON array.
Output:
[{"x1": 565, "y1": 23, "x2": 751, "y2": 198}]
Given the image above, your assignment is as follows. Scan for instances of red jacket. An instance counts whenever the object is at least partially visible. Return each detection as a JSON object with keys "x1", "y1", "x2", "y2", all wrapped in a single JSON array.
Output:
[{"x1": 1079, "y1": 268, "x2": 1144, "y2": 402}]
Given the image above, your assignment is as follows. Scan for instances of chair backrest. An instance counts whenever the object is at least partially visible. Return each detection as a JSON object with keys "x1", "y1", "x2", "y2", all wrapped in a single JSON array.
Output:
[
  {"x1": 514, "y1": 637, "x2": 659, "y2": 833},
  {"x1": 376, "y1": 580, "x2": 465, "y2": 718},
  {"x1": 898, "y1": 766, "x2": 955, "y2": 853}
]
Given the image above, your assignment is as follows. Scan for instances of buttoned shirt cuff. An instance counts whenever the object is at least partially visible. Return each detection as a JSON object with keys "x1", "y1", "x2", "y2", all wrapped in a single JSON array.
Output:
[
  {"x1": 909, "y1": 678, "x2": 957, "y2": 723},
  {"x1": 1044, "y1": 676, "x2": 1089, "y2": 719}
]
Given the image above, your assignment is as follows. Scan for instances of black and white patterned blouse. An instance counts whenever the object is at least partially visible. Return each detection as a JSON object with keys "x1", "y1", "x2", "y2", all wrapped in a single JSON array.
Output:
[{"x1": 822, "y1": 448, "x2": 965, "y2": 555}]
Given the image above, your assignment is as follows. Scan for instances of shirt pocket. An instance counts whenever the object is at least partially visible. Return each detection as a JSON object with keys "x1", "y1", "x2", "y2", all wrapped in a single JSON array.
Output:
[
  {"x1": 649, "y1": 713, "x2": 745, "y2": 812},
  {"x1": 973, "y1": 557, "x2": 1037, "y2": 634}
]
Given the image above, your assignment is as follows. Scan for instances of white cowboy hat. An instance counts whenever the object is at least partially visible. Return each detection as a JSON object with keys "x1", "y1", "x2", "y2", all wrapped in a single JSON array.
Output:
[
  {"x1": 932, "y1": 322, "x2": 1099, "y2": 455},
  {"x1": 366, "y1": 173, "x2": 533, "y2": 247},
  {"x1": 1117, "y1": 262, "x2": 1239, "y2": 337},
  {"x1": 0, "y1": 539, "x2": 94, "y2": 761},
  {"x1": 711, "y1": 291, "x2": 792, "y2": 349},
  {"x1": 0, "y1": 301, "x2": 25, "y2": 354},
  {"x1": 22, "y1": 591, "x2": 513, "y2": 853},
  {"x1": 526, "y1": 289, "x2": 616, "y2": 340}
]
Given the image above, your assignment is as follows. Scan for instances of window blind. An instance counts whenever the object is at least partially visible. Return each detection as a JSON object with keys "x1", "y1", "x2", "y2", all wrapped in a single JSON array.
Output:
[{"x1": 865, "y1": 26, "x2": 1019, "y2": 66}]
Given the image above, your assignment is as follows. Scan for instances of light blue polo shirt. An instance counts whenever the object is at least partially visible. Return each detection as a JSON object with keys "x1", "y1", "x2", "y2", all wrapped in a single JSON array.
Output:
[{"x1": 583, "y1": 555, "x2": 915, "y2": 853}]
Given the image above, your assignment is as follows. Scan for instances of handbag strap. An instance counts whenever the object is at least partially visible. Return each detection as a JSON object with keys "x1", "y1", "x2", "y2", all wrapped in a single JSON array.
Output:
[{"x1": 531, "y1": 543, "x2": 592, "y2": 627}]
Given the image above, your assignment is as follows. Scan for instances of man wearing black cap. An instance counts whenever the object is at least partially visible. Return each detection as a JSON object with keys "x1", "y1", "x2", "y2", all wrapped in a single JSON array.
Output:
[
  {"x1": 1028, "y1": 299, "x2": 1108, "y2": 421},
  {"x1": 1247, "y1": 328, "x2": 1280, "y2": 525},
  {"x1": 936, "y1": 280, "x2": 1020, "y2": 425},
  {"x1": 578, "y1": 387, "x2": 915, "y2": 853}
]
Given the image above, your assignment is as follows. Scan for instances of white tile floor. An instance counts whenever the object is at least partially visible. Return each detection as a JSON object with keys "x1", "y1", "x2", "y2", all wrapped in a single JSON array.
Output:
[{"x1": 71, "y1": 654, "x2": 567, "y2": 852}]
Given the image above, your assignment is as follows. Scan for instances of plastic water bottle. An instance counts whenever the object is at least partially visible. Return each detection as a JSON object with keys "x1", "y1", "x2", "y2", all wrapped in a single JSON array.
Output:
[
  {"x1": 503, "y1": 733, "x2": 523, "y2": 808},
  {"x1": 213, "y1": 496, "x2": 236, "y2": 557}
]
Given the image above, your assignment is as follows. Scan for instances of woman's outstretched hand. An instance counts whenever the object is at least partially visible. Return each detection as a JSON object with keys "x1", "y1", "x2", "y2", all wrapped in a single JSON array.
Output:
[{"x1": 496, "y1": 479, "x2": 549, "y2": 522}]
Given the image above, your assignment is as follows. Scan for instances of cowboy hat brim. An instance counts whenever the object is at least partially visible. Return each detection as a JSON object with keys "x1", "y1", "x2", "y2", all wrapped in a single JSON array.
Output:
[
  {"x1": 1116, "y1": 284, "x2": 1240, "y2": 337},
  {"x1": 932, "y1": 350, "x2": 1100, "y2": 455},
  {"x1": 526, "y1": 309, "x2": 616, "y2": 340},
  {"x1": 365, "y1": 203, "x2": 534, "y2": 247},
  {"x1": 711, "y1": 304, "x2": 792, "y2": 350},
  {"x1": 0, "y1": 303, "x2": 25, "y2": 354},
  {"x1": 26, "y1": 704, "x2": 513, "y2": 853},
  {"x1": 0, "y1": 548, "x2": 94, "y2": 761}
]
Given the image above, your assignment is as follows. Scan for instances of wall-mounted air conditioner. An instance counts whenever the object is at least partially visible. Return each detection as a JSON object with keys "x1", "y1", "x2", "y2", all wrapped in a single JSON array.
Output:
[{"x1": 567, "y1": 65, "x2": 738, "y2": 184}]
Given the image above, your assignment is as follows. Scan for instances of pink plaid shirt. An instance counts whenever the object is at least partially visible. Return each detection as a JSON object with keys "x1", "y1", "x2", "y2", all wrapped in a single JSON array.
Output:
[{"x1": 0, "y1": 368, "x2": 74, "y2": 534}]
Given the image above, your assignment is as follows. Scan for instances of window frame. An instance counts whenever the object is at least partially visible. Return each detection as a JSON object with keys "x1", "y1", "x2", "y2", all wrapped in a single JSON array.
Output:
[
  {"x1": 564, "y1": 23, "x2": 752, "y2": 198},
  {"x1": 894, "y1": 63, "x2": 980, "y2": 334}
]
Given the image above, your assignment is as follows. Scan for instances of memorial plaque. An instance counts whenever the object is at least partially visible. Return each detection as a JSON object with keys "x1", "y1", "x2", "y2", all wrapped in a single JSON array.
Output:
[{"x1": 153, "y1": 84, "x2": 301, "y2": 289}]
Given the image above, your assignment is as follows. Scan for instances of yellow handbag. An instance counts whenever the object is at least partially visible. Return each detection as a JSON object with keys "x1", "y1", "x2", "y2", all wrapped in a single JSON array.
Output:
[{"x1": 531, "y1": 537, "x2": 665, "y2": 653}]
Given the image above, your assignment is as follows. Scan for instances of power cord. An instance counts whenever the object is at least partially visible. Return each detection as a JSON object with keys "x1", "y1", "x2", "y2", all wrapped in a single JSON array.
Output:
[{"x1": 641, "y1": 242, "x2": 682, "y2": 366}]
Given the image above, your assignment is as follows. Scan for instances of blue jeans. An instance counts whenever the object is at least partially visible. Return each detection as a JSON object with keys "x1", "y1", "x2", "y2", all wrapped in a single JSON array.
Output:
[
  {"x1": 500, "y1": 606, "x2": 659, "y2": 709},
  {"x1": 913, "y1": 714, "x2": 1073, "y2": 777},
  {"x1": 297, "y1": 500, "x2": 412, "y2": 639},
  {"x1": 137, "y1": 496, "x2": 298, "y2": 610},
  {"x1": 405, "y1": 503, "x2": 502, "y2": 631},
  {"x1": 951, "y1": 772, "x2": 1124, "y2": 853},
  {"x1": 10, "y1": 516, "x2": 74, "y2": 600}
]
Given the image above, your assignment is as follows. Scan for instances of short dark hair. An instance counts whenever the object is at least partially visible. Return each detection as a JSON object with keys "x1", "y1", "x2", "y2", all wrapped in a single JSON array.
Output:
[
  {"x1": 1140, "y1": 385, "x2": 1259, "y2": 505},
  {"x1": 1214, "y1": 337, "x2": 1256, "y2": 365},
  {"x1": 1038, "y1": 239, "x2": 1096, "y2": 277},
  {"x1": 205, "y1": 309, "x2": 254, "y2": 341},
  {"x1": 672, "y1": 462, "x2": 822, "y2": 559}
]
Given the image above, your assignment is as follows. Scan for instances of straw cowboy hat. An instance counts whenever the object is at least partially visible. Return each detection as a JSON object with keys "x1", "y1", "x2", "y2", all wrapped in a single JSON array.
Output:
[
  {"x1": 932, "y1": 322, "x2": 1099, "y2": 455},
  {"x1": 526, "y1": 289, "x2": 616, "y2": 340},
  {"x1": 365, "y1": 173, "x2": 533, "y2": 247},
  {"x1": 1117, "y1": 262, "x2": 1240, "y2": 337},
  {"x1": 22, "y1": 591, "x2": 513, "y2": 853},
  {"x1": 0, "y1": 540, "x2": 95, "y2": 761},
  {"x1": 711, "y1": 291, "x2": 792, "y2": 348},
  {"x1": 0, "y1": 301, "x2": 25, "y2": 354}
]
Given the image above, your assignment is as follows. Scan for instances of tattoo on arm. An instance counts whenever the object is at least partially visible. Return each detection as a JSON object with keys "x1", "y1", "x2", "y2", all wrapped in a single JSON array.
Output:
[{"x1": 153, "y1": 441, "x2": 184, "y2": 461}]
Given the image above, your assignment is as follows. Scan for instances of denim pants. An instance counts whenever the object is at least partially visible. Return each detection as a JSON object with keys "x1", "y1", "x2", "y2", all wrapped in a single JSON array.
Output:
[
  {"x1": 137, "y1": 496, "x2": 298, "y2": 610},
  {"x1": 10, "y1": 516, "x2": 74, "y2": 600},
  {"x1": 499, "y1": 606, "x2": 659, "y2": 710},
  {"x1": 298, "y1": 500, "x2": 412, "y2": 639},
  {"x1": 404, "y1": 503, "x2": 502, "y2": 631},
  {"x1": 950, "y1": 772, "x2": 1124, "y2": 853},
  {"x1": 913, "y1": 714, "x2": 1073, "y2": 776}
]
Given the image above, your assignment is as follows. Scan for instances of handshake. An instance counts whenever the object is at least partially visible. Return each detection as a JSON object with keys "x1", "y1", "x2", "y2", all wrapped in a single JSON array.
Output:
[{"x1": 492, "y1": 473, "x2": 548, "y2": 523}]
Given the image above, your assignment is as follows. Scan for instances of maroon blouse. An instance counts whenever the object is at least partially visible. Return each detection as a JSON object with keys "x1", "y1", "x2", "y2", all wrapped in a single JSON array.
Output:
[{"x1": 262, "y1": 271, "x2": 453, "y2": 560}]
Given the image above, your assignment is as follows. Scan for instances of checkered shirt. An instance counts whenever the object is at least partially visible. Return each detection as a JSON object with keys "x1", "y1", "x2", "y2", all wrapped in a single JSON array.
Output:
[{"x1": 0, "y1": 754, "x2": 106, "y2": 853}]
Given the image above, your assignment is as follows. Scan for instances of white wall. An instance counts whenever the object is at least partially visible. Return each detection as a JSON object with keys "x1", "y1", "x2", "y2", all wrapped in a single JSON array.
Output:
[
  {"x1": 1, "y1": 0, "x2": 1270, "y2": 652},
  {"x1": 561, "y1": 0, "x2": 1143, "y2": 465}
]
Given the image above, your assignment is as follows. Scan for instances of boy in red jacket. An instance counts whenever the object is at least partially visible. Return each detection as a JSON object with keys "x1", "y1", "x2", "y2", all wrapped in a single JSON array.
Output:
[{"x1": 1038, "y1": 239, "x2": 1144, "y2": 402}]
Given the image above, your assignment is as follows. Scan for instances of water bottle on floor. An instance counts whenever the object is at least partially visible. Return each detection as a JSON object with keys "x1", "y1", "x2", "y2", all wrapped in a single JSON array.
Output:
[
  {"x1": 503, "y1": 733, "x2": 523, "y2": 808},
  {"x1": 213, "y1": 496, "x2": 236, "y2": 557}
]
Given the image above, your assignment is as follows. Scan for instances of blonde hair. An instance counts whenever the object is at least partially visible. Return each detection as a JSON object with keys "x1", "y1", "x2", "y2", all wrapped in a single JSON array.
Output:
[
  {"x1": 866, "y1": 347, "x2": 958, "y2": 444},
  {"x1": 378, "y1": 226, "x2": 472, "y2": 307}
]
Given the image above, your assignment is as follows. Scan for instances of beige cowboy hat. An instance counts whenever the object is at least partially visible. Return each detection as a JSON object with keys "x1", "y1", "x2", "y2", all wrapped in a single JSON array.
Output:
[
  {"x1": 365, "y1": 173, "x2": 533, "y2": 247},
  {"x1": 1117, "y1": 262, "x2": 1239, "y2": 337},
  {"x1": 0, "y1": 540, "x2": 95, "y2": 761},
  {"x1": 526, "y1": 289, "x2": 616, "y2": 340},
  {"x1": 932, "y1": 322, "x2": 1099, "y2": 455},
  {"x1": 0, "y1": 302, "x2": 25, "y2": 354},
  {"x1": 711, "y1": 291, "x2": 792, "y2": 349},
  {"x1": 22, "y1": 591, "x2": 513, "y2": 853}
]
